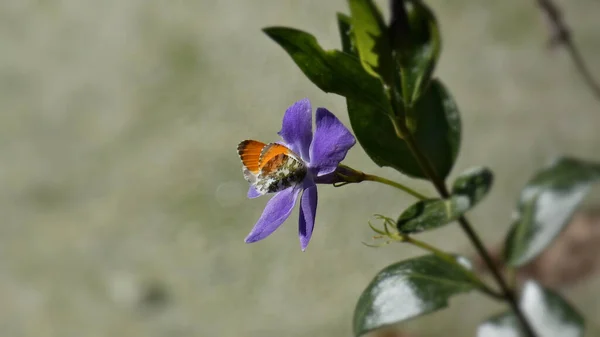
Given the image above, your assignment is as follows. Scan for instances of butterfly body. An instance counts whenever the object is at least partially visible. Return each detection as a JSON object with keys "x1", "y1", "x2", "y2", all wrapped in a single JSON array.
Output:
[{"x1": 237, "y1": 140, "x2": 307, "y2": 195}]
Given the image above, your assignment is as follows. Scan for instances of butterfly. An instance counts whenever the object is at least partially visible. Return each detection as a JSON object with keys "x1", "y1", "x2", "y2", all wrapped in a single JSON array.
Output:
[{"x1": 237, "y1": 140, "x2": 307, "y2": 195}]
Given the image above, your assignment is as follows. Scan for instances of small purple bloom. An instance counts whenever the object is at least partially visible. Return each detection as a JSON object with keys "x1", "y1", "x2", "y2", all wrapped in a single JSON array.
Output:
[{"x1": 241, "y1": 98, "x2": 356, "y2": 251}]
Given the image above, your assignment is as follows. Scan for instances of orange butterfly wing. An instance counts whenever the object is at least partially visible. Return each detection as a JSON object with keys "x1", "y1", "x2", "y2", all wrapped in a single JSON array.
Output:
[
  {"x1": 239, "y1": 141, "x2": 306, "y2": 194},
  {"x1": 237, "y1": 140, "x2": 266, "y2": 174},
  {"x1": 259, "y1": 143, "x2": 293, "y2": 173}
]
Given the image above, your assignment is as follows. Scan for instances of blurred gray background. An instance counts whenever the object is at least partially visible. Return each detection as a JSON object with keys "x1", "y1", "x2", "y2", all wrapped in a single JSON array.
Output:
[{"x1": 1, "y1": 0, "x2": 600, "y2": 336}]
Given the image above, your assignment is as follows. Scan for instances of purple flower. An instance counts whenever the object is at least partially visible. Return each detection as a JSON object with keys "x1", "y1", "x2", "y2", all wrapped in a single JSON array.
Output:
[{"x1": 239, "y1": 98, "x2": 356, "y2": 250}]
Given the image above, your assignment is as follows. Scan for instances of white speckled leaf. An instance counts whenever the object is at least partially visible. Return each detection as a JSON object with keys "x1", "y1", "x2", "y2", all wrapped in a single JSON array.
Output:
[
  {"x1": 397, "y1": 167, "x2": 493, "y2": 233},
  {"x1": 505, "y1": 157, "x2": 600, "y2": 266},
  {"x1": 353, "y1": 254, "x2": 479, "y2": 337},
  {"x1": 477, "y1": 281, "x2": 584, "y2": 337}
]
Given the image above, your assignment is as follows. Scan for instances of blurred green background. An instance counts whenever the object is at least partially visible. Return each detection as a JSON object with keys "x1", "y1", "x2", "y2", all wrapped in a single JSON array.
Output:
[{"x1": 2, "y1": 0, "x2": 600, "y2": 336}]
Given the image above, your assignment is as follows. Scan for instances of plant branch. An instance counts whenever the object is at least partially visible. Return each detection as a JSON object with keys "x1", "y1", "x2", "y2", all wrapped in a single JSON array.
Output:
[
  {"x1": 397, "y1": 120, "x2": 538, "y2": 337},
  {"x1": 363, "y1": 173, "x2": 428, "y2": 200},
  {"x1": 536, "y1": 0, "x2": 600, "y2": 99}
]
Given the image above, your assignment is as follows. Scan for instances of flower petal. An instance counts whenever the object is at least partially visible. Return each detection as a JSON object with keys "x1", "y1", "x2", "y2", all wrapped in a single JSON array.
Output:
[
  {"x1": 309, "y1": 108, "x2": 356, "y2": 176},
  {"x1": 298, "y1": 182, "x2": 318, "y2": 251},
  {"x1": 245, "y1": 187, "x2": 301, "y2": 243},
  {"x1": 247, "y1": 185, "x2": 261, "y2": 199},
  {"x1": 278, "y1": 98, "x2": 312, "y2": 161}
]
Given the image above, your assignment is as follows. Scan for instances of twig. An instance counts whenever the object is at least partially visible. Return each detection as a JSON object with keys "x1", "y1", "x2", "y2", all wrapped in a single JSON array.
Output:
[
  {"x1": 393, "y1": 114, "x2": 539, "y2": 337},
  {"x1": 536, "y1": 0, "x2": 600, "y2": 99}
]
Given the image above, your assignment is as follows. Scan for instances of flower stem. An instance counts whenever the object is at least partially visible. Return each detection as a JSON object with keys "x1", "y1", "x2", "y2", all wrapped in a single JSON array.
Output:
[
  {"x1": 403, "y1": 235, "x2": 503, "y2": 300},
  {"x1": 393, "y1": 115, "x2": 538, "y2": 337},
  {"x1": 363, "y1": 174, "x2": 428, "y2": 200}
]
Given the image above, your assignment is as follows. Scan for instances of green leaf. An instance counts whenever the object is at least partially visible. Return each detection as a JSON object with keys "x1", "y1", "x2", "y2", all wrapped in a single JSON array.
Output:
[
  {"x1": 397, "y1": 167, "x2": 493, "y2": 233},
  {"x1": 477, "y1": 281, "x2": 585, "y2": 337},
  {"x1": 353, "y1": 254, "x2": 479, "y2": 337},
  {"x1": 347, "y1": 0, "x2": 394, "y2": 85},
  {"x1": 409, "y1": 79, "x2": 461, "y2": 179},
  {"x1": 338, "y1": 16, "x2": 460, "y2": 179},
  {"x1": 479, "y1": 313, "x2": 521, "y2": 337},
  {"x1": 451, "y1": 166, "x2": 494, "y2": 202},
  {"x1": 336, "y1": 17, "x2": 460, "y2": 179},
  {"x1": 270, "y1": 22, "x2": 399, "y2": 175},
  {"x1": 505, "y1": 157, "x2": 600, "y2": 266},
  {"x1": 393, "y1": 0, "x2": 441, "y2": 105},
  {"x1": 266, "y1": 20, "x2": 459, "y2": 180},
  {"x1": 337, "y1": 13, "x2": 357, "y2": 56},
  {"x1": 264, "y1": 27, "x2": 391, "y2": 116}
]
